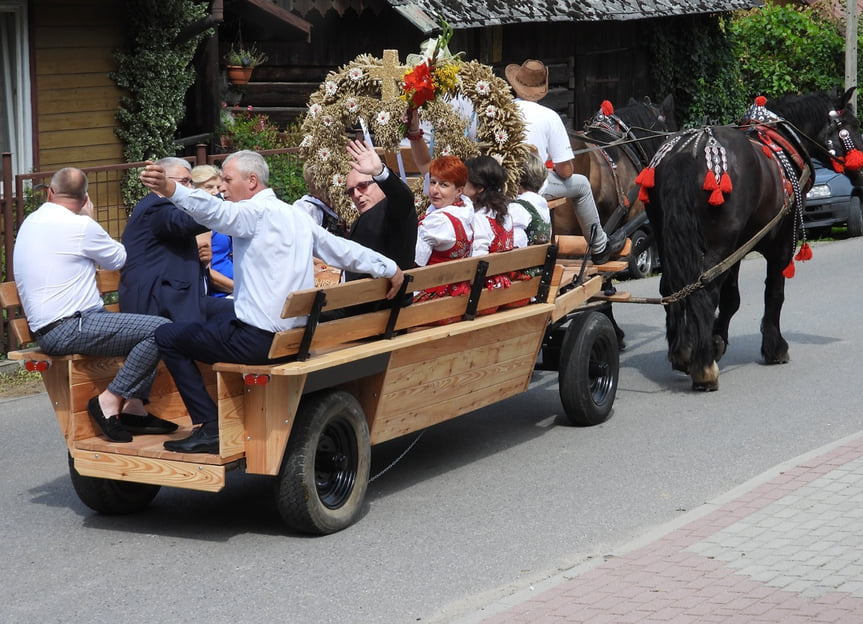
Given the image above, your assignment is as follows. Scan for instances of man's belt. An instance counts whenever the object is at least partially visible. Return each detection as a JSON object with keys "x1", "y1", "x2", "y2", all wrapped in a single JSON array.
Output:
[{"x1": 32, "y1": 311, "x2": 82, "y2": 338}]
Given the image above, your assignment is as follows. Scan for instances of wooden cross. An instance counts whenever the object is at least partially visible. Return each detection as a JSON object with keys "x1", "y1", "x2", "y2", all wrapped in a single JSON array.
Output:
[{"x1": 366, "y1": 49, "x2": 410, "y2": 101}]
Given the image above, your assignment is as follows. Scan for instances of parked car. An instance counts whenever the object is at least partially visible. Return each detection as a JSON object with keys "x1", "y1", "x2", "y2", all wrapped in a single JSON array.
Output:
[{"x1": 804, "y1": 162, "x2": 863, "y2": 237}]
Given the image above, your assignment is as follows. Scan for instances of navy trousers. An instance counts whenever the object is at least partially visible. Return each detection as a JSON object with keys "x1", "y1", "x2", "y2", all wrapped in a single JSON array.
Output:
[{"x1": 155, "y1": 318, "x2": 277, "y2": 425}]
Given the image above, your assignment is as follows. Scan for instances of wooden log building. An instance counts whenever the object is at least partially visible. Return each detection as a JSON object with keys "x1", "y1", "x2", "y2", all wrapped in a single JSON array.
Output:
[{"x1": 1, "y1": 0, "x2": 760, "y2": 178}]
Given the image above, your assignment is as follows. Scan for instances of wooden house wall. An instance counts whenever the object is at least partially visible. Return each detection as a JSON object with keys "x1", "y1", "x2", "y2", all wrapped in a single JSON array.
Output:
[
  {"x1": 31, "y1": 0, "x2": 125, "y2": 170},
  {"x1": 236, "y1": 8, "x2": 431, "y2": 127},
  {"x1": 232, "y1": 9, "x2": 658, "y2": 133}
]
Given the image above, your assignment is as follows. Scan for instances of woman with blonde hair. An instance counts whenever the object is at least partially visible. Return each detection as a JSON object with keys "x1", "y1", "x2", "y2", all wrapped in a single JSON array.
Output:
[{"x1": 190, "y1": 165, "x2": 233, "y2": 297}]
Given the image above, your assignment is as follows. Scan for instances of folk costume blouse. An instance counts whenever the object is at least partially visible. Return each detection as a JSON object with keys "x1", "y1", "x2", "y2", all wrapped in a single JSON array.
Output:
[
  {"x1": 414, "y1": 200, "x2": 475, "y2": 267},
  {"x1": 471, "y1": 206, "x2": 521, "y2": 294}
]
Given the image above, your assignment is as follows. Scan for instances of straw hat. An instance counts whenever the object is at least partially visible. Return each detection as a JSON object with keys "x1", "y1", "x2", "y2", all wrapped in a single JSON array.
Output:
[{"x1": 505, "y1": 59, "x2": 548, "y2": 102}]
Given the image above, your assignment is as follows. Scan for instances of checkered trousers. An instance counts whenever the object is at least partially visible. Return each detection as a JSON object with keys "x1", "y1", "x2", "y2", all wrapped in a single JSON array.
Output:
[{"x1": 36, "y1": 308, "x2": 170, "y2": 400}]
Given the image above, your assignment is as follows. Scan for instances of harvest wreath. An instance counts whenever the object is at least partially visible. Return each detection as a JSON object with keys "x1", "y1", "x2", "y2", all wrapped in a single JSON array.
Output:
[{"x1": 299, "y1": 52, "x2": 528, "y2": 222}]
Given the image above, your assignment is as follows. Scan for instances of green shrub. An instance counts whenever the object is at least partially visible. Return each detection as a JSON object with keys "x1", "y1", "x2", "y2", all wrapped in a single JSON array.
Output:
[
  {"x1": 110, "y1": 0, "x2": 211, "y2": 209},
  {"x1": 729, "y1": 2, "x2": 849, "y2": 99},
  {"x1": 648, "y1": 13, "x2": 746, "y2": 127},
  {"x1": 219, "y1": 106, "x2": 306, "y2": 201}
]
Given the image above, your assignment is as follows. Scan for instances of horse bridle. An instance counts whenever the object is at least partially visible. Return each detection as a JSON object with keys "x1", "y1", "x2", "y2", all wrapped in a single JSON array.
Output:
[{"x1": 825, "y1": 108, "x2": 862, "y2": 171}]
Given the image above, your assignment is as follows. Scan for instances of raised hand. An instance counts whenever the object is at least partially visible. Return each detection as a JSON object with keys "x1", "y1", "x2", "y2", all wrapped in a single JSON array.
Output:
[{"x1": 346, "y1": 139, "x2": 384, "y2": 176}]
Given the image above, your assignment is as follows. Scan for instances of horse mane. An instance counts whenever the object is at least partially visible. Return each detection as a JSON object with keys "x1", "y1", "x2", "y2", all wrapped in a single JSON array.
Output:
[
  {"x1": 617, "y1": 99, "x2": 669, "y2": 131},
  {"x1": 766, "y1": 93, "x2": 832, "y2": 130},
  {"x1": 613, "y1": 97, "x2": 676, "y2": 160}
]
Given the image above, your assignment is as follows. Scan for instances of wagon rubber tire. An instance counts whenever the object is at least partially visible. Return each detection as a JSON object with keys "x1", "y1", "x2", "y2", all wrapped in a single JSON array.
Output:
[
  {"x1": 627, "y1": 228, "x2": 655, "y2": 278},
  {"x1": 847, "y1": 195, "x2": 863, "y2": 237},
  {"x1": 68, "y1": 453, "x2": 160, "y2": 514},
  {"x1": 558, "y1": 311, "x2": 619, "y2": 426},
  {"x1": 275, "y1": 390, "x2": 370, "y2": 535}
]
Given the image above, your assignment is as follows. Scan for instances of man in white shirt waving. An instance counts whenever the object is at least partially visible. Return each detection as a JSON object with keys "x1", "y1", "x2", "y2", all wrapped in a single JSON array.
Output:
[
  {"x1": 141, "y1": 151, "x2": 404, "y2": 453},
  {"x1": 506, "y1": 59, "x2": 626, "y2": 265}
]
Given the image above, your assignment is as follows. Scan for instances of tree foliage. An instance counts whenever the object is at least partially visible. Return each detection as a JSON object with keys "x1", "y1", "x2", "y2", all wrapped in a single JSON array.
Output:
[
  {"x1": 647, "y1": 13, "x2": 746, "y2": 127},
  {"x1": 728, "y1": 2, "x2": 850, "y2": 99},
  {"x1": 110, "y1": 0, "x2": 211, "y2": 208}
]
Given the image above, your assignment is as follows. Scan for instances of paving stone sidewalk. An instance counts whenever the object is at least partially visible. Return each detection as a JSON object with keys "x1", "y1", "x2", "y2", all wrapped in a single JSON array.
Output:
[{"x1": 467, "y1": 431, "x2": 863, "y2": 623}]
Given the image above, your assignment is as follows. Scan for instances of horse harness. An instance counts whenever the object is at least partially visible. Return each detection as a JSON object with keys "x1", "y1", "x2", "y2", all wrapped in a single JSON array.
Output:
[
  {"x1": 632, "y1": 122, "x2": 813, "y2": 306},
  {"x1": 576, "y1": 111, "x2": 654, "y2": 231}
]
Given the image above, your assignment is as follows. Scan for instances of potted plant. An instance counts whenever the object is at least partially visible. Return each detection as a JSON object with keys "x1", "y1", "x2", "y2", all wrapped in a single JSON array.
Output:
[{"x1": 224, "y1": 42, "x2": 268, "y2": 85}]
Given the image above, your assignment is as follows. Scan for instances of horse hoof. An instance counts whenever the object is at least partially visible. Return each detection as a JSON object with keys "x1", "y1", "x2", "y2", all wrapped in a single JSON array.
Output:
[
  {"x1": 692, "y1": 379, "x2": 719, "y2": 391},
  {"x1": 765, "y1": 353, "x2": 790, "y2": 365},
  {"x1": 691, "y1": 362, "x2": 719, "y2": 391}
]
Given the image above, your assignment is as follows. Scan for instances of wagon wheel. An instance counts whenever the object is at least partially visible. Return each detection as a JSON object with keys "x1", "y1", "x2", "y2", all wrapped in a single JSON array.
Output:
[
  {"x1": 558, "y1": 311, "x2": 619, "y2": 426},
  {"x1": 274, "y1": 390, "x2": 371, "y2": 535},
  {"x1": 68, "y1": 453, "x2": 160, "y2": 514}
]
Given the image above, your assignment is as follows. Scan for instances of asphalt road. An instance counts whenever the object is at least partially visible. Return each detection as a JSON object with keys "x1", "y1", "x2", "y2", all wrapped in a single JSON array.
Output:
[{"x1": 2, "y1": 236, "x2": 861, "y2": 624}]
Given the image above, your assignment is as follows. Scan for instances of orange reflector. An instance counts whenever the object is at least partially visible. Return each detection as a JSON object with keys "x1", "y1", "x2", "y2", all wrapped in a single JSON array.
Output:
[{"x1": 243, "y1": 374, "x2": 270, "y2": 386}]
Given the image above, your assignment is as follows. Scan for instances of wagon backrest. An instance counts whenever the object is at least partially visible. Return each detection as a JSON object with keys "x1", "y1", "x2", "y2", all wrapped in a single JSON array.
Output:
[{"x1": 269, "y1": 244, "x2": 558, "y2": 361}]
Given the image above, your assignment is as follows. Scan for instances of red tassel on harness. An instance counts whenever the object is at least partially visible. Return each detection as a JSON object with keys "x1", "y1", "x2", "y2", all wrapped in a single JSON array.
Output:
[
  {"x1": 844, "y1": 149, "x2": 863, "y2": 171},
  {"x1": 638, "y1": 185, "x2": 650, "y2": 203},
  {"x1": 719, "y1": 171, "x2": 733, "y2": 194},
  {"x1": 601, "y1": 100, "x2": 614, "y2": 116},
  {"x1": 636, "y1": 166, "x2": 655, "y2": 188},
  {"x1": 636, "y1": 167, "x2": 655, "y2": 203},
  {"x1": 795, "y1": 242, "x2": 813, "y2": 261},
  {"x1": 782, "y1": 260, "x2": 796, "y2": 278},
  {"x1": 832, "y1": 158, "x2": 845, "y2": 173},
  {"x1": 703, "y1": 171, "x2": 719, "y2": 191},
  {"x1": 708, "y1": 187, "x2": 725, "y2": 206}
]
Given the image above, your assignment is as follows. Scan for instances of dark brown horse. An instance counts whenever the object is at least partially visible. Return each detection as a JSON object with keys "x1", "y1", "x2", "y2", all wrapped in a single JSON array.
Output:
[
  {"x1": 553, "y1": 95, "x2": 676, "y2": 237},
  {"x1": 642, "y1": 89, "x2": 863, "y2": 390}
]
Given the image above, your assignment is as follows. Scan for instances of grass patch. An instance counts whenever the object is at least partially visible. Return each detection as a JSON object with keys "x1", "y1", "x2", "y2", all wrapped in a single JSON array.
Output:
[{"x1": 0, "y1": 365, "x2": 45, "y2": 398}]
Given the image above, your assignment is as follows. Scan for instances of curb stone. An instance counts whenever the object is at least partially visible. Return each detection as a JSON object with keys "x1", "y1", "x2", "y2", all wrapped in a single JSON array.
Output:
[{"x1": 0, "y1": 359, "x2": 22, "y2": 376}]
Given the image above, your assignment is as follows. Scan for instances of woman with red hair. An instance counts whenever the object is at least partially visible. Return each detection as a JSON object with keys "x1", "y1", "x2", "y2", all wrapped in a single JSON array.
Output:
[
  {"x1": 414, "y1": 155, "x2": 474, "y2": 268},
  {"x1": 413, "y1": 155, "x2": 475, "y2": 313}
]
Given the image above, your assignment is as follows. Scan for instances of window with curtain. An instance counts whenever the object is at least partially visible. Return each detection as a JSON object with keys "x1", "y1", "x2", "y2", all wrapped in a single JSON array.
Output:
[{"x1": 1, "y1": 0, "x2": 32, "y2": 181}]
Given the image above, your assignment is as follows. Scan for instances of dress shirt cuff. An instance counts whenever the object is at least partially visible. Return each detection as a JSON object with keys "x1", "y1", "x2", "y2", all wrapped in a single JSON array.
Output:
[{"x1": 373, "y1": 166, "x2": 390, "y2": 182}]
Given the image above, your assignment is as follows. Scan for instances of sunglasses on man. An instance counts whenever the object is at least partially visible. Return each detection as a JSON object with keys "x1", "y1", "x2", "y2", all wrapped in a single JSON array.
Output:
[{"x1": 344, "y1": 180, "x2": 376, "y2": 197}]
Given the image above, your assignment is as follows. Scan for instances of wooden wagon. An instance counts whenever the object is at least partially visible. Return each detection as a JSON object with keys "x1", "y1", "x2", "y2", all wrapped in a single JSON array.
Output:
[{"x1": 2, "y1": 242, "x2": 628, "y2": 534}]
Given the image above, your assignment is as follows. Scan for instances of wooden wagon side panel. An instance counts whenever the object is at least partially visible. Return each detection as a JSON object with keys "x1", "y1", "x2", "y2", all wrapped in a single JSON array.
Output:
[
  {"x1": 240, "y1": 373, "x2": 306, "y2": 476},
  {"x1": 369, "y1": 310, "x2": 550, "y2": 445},
  {"x1": 41, "y1": 360, "x2": 73, "y2": 441}
]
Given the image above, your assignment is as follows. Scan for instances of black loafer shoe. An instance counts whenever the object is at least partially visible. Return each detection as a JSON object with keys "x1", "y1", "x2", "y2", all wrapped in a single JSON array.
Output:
[
  {"x1": 119, "y1": 412, "x2": 179, "y2": 435},
  {"x1": 591, "y1": 229, "x2": 628, "y2": 265},
  {"x1": 87, "y1": 396, "x2": 132, "y2": 443},
  {"x1": 164, "y1": 425, "x2": 219, "y2": 454}
]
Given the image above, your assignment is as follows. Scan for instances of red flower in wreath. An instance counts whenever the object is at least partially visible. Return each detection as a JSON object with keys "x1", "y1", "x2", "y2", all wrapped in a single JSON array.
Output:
[{"x1": 403, "y1": 61, "x2": 436, "y2": 108}]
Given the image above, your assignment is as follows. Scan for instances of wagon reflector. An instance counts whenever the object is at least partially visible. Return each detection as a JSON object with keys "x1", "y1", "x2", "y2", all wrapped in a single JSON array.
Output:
[{"x1": 244, "y1": 374, "x2": 270, "y2": 386}]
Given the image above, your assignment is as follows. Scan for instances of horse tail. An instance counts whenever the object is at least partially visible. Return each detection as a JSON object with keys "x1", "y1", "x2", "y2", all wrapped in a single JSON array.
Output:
[{"x1": 654, "y1": 143, "x2": 715, "y2": 373}]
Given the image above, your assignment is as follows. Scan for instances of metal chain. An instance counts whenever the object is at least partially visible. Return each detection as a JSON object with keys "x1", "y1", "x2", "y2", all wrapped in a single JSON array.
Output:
[
  {"x1": 660, "y1": 279, "x2": 705, "y2": 305},
  {"x1": 369, "y1": 430, "x2": 425, "y2": 483}
]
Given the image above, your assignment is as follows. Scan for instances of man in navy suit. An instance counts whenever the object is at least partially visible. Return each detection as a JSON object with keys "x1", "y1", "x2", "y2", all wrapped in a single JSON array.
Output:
[{"x1": 119, "y1": 157, "x2": 234, "y2": 322}]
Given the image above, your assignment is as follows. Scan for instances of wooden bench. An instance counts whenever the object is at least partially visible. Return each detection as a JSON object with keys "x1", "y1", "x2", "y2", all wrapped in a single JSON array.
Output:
[{"x1": 1, "y1": 244, "x2": 611, "y2": 492}]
